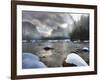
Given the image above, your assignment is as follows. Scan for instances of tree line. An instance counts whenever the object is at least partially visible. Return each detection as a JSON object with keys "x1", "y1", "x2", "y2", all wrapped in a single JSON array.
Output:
[{"x1": 69, "y1": 15, "x2": 89, "y2": 41}]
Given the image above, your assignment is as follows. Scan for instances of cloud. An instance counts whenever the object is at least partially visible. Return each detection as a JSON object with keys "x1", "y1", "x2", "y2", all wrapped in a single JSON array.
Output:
[
  {"x1": 22, "y1": 11, "x2": 83, "y2": 39},
  {"x1": 60, "y1": 23, "x2": 68, "y2": 29},
  {"x1": 36, "y1": 25, "x2": 53, "y2": 37}
]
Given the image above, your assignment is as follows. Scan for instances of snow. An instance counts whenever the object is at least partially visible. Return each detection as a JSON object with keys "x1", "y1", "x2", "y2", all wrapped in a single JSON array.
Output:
[
  {"x1": 22, "y1": 53, "x2": 47, "y2": 69},
  {"x1": 82, "y1": 47, "x2": 89, "y2": 52},
  {"x1": 22, "y1": 52, "x2": 40, "y2": 61},
  {"x1": 22, "y1": 60, "x2": 47, "y2": 69},
  {"x1": 65, "y1": 53, "x2": 88, "y2": 66}
]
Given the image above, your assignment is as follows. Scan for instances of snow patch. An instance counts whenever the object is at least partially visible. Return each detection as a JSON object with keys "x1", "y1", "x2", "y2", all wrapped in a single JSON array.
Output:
[{"x1": 65, "y1": 53, "x2": 88, "y2": 66}]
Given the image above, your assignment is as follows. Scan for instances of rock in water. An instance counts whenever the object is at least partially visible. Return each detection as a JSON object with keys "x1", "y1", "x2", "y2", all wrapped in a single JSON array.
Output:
[
  {"x1": 22, "y1": 53, "x2": 47, "y2": 69},
  {"x1": 65, "y1": 53, "x2": 88, "y2": 66},
  {"x1": 43, "y1": 47, "x2": 53, "y2": 51},
  {"x1": 82, "y1": 47, "x2": 89, "y2": 52},
  {"x1": 22, "y1": 52, "x2": 40, "y2": 61}
]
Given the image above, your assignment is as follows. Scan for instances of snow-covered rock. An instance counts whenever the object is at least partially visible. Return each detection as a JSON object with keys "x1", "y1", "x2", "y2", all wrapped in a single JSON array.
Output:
[
  {"x1": 22, "y1": 52, "x2": 40, "y2": 61},
  {"x1": 22, "y1": 60, "x2": 47, "y2": 69},
  {"x1": 22, "y1": 53, "x2": 47, "y2": 69},
  {"x1": 65, "y1": 53, "x2": 88, "y2": 66},
  {"x1": 82, "y1": 47, "x2": 89, "y2": 52}
]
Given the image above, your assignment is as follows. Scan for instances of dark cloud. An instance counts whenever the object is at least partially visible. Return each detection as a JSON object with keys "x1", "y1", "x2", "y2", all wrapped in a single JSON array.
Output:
[{"x1": 22, "y1": 11, "x2": 80, "y2": 40}]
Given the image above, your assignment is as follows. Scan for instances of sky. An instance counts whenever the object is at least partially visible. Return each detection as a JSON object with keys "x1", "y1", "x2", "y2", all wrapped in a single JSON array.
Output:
[
  {"x1": 22, "y1": 11, "x2": 88, "y2": 39},
  {"x1": 70, "y1": 14, "x2": 82, "y2": 22}
]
